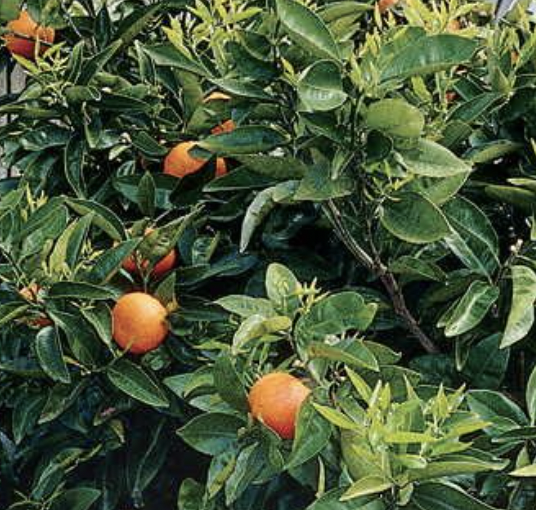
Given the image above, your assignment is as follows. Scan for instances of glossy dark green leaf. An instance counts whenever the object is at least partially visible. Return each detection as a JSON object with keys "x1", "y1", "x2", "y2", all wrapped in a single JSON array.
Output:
[
  {"x1": 287, "y1": 401, "x2": 331, "y2": 469},
  {"x1": 144, "y1": 43, "x2": 210, "y2": 76},
  {"x1": 48, "y1": 281, "x2": 118, "y2": 300},
  {"x1": 298, "y1": 60, "x2": 347, "y2": 111},
  {"x1": 442, "y1": 197, "x2": 499, "y2": 275},
  {"x1": 107, "y1": 359, "x2": 169, "y2": 408},
  {"x1": 138, "y1": 172, "x2": 156, "y2": 217},
  {"x1": 64, "y1": 136, "x2": 86, "y2": 197},
  {"x1": 213, "y1": 356, "x2": 249, "y2": 412},
  {"x1": 381, "y1": 35, "x2": 478, "y2": 82},
  {"x1": 502, "y1": 265, "x2": 536, "y2": 348},
  {"x1": 401, "y1": 139, "x2": 471, "y2": 177},
  {"x1": 86, "y1": 239, "x2": 139, "y2": 284},
  {"x1": 412, "y1": 482, "x2": 502, "y2": 510},
  {"x1": 199, "y1": 126, "x2": 289, "y2": 155},
  {"x1": 441, "y1": 281, "x2": 499, "y2": 337},
  {"x1": 365, "y1": 99, "x2": 424, "y2": 138},
  {"x1": 35, "y1": 327, "x2": 70, "y2": 384},
  {"x1": 276, "y1": 0, "x2": 340, "y2": 60},
  {"x1": 467, "y1": 390, "x2": 528, "y2": 435},
  {"x1": 178, "y1": 413, "x2": 245, "y2": 455},
  {"x1": 67, "y1": 198, "x2": 126, "y2": 241},
  {"x1": 380, "y1": 192, "x2": 450, "y2": 244}
]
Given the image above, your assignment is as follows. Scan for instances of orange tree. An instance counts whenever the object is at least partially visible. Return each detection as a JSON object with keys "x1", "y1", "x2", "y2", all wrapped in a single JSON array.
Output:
[{"x1": 1, "y1": 0, "x2": 536, "y2": 509}]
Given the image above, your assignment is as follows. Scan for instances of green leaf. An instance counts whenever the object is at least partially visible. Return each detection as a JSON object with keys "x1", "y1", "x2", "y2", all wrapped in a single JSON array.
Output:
[
  {"x1": 178, "y1": 479, "x2": 205, "y2": 510},
  {"x1": 138, "y1": 172, "x2": 156, "y2": 217},
  {"x1": 307, "y1": 341, "x2": 379, "y2": 372},
  {"x1": 107, "y1": 359, "x2": 169, "y2": 408},
  {"x1": 341, "y1": 475, "x2": 393, "y2": 500},
  {"x1": 199, "y1": 126, "x2": 289, "y2": 155},
  {"x1": 296, "y1": 291, "x2": 377, "y2": 340},
  {"x1": 265, "y1": 262, "x2": 301, "y2": 314},
  {"x1": 0, "y1": 0, "x2": 20, "y2": 21},
  {"x1": 466, "y1": 140, "x2": 522, "y2": 163},
  {"x1": 39, "y1": 381, "x2": 87, "y2": 424},
  {"x1": 237, "y1": 155, "x2": 307, "y2": 180},
  {"x1": 48, "y1": 282, "x2": 118, "y2": 300},
  {"x1": 527, "y1": 364, "x2": 536, "y2": 425},
  {"x1": 86, "y1": 239, "x2": 140, "y2": 284},
  {"x1": 312, "y1": 403, "x2": 357, "y2": 430},
  {"x1": 365, "y1": 99, "x2": 424, "y2": 138},
  {"x1": 0, "y1": 303, "x2": 30, "y2": 328},
  {"x1": 67, "y1": 198, "x2": 126, "y2": 241},
  {"x1": 380, "y1": 192, "x2": 450, "y2": 244},
  {"x1": 144, "y1": 43, "x2": 210, "y2": 76},
  {"x1": 502, "y1": 266, "x2": 536, "y2": 348},
  {"x1": 178, "y1": 413, "x2": 245, "y2": 455},
  {"x1": 442, "y1": 197, "x2": 500, "y2": 276},
  {"x1": 298, "y1": 60, "x2": 347, "y2": 112},
  {"x1": 294, "y1": 164, "x2": 353, "y2": 201},
  {"x1": 64, "y1": 136, "x2": 86, "y2": 198},
  {"x1": 401, "y1": 139, "x2": 471, "y2": 177},
  {"x1": 216, "y1": 295, "x2": 275, "y2": 318},
  {"x1": 213, "y1": 356, "x2": 248, "y2": 412},
  {"x1": 35, "y1": 327, "x2": 70, "y2": 384},
  {"x1": 408, "y1": 459, "x2": 505, "y2": 482},
  {"x1": 390, "y1": 256, "x2": 445, "y2": 282},
  {"x1": 240, "y1": 181, "x2": 298, "y2": 252},
  {"x1": 50, "y1": 488, "x2": 101, "y2": 510},
  {"x1": 412, "y1": 482, "x2": 503, "y2": 510},
  {"x1": 510, "y1": 464, "x2": 536, "y2": 477},
  {"x1": 129, "y1": 420, "x2": 169, "y2": 496},
  {"x1": 307, "y1": 488, "x2": 382, "y2": 510},
  {"x1": 12, "y1": 393, "x2": 45, "y2": 445},
  {"x1": 276, "y1": 0, "x2": 340, "y2": 60},
  {"x1": 211, "y1": 78, "x2": 272, "y2": 101},
  {"x1": 380, "y1": 35, "x2": 478, "y2": 82},
  {"x1": 441, "y1": 281, "x2": 499, "y2": 337},
  {"x1": 80, "y1": 303, "x2": 112, "y2": 347},
  {"x1": 462, "y1": 334, "x2": 509, "y2": 389},
  {"x1": 224, "y1": 443, "x2": 264, "y2": 505},
  {"x1": 287, "y1": 401, "x2": 331, "y2": 469},
  {"x1": 409, "y1": 173, "x2": 468, "y2": 206},
  {"x1": 232, "y1": 314, "x2": 292, "y2": 354},
  {"x1": 467, "y1": 390, "x2": 528, "y2": 435},
  {"x1": 77, "y1": 40, "x2": 123, "y2": 85},
  {"x1": 384, "y1": 431, "x2": 435, "y2": 444}
]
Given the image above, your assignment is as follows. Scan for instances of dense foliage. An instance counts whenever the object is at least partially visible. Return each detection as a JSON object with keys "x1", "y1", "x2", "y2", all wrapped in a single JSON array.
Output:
[{"x1": 2, "y1": 0, "x2": 536, "y2": 508}]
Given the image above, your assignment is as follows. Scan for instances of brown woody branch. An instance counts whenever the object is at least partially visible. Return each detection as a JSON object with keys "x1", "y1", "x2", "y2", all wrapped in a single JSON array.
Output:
[{"x1": 325, "y1": 200, "x2": 440, "y2": 355}]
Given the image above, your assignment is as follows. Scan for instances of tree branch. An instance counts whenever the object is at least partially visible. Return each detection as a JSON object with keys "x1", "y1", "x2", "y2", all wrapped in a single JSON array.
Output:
[{"x1": 324, "y1": 200, "x2": 440, "y2": 355}]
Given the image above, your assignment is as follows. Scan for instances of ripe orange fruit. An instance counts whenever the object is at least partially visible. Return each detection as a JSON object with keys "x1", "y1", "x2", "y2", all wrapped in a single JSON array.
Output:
[
  {"x1": 123, "y1": 228, "x2": 177, "y2": 279},
  {"x1": 211, "y1": 119, "x2": 236, "y2": 135},
  {"x1": 445, "y1": 91, "x2": 458, "y2": 103},
  {"x1": 163, "y1": 141, "x2": 227, "y2": 179},
  {"x1": 19, "y1": 283, "x2": 52, "y2": 328},
  {"x1": 248, "y1": 373, "x2": 311, "y2": 439},
  {"x1": 204, "y1": 91, "x2": 236, "y2": 135},
  {"x1": 5, "y1": 10, "x2": 55, "y2": 60},
  {"x1": 112, "y1": 292, "x2": 169, "y2": 354},
  {"x1": 378, "y1": 0, "x2": 400, "y2": 14}
]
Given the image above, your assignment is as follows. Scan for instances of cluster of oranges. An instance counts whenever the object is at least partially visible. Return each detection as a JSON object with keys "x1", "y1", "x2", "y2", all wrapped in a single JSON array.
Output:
[
  {"x1": 163, "y1": 91, "x2": 235, "y2": 179},
  {"x1": 8, "y1": 9, "x2": 309, "y2": 443}
]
